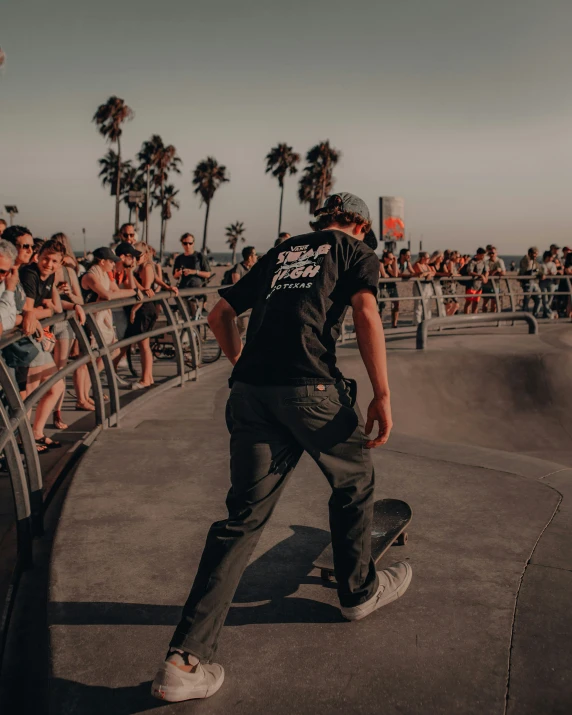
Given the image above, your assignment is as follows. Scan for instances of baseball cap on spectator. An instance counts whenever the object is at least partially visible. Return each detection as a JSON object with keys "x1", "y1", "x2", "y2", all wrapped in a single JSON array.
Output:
[
  {"x1": 314, "y1": 192, "x2": 371, "y2": 222},
  {"x1": 94, "y1": 247, "x2": 120, "y2": 262},
  {"x1": 115, "y1": 242, "x2": 142, "y2": 260},
  {"x1": 550, "y1": 243, "x2": 560, "y2": 249},
  {"x1": 563, "y1": 246, "x2": 571, "y2": 252}
]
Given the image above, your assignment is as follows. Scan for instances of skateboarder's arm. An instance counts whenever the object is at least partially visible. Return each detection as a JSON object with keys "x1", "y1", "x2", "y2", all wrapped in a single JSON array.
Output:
[
  {"x1": 351, "y1": 289, "x2": 393, "y2": 448},
  {"x1": 207, "y1": 298, "x2": 243, "y2": 365}
]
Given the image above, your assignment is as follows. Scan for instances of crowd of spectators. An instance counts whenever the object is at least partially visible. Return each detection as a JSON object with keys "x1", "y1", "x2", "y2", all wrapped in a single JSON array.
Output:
[{"x1": 378, "y1": 243, "x2": 572, "y2": 325}]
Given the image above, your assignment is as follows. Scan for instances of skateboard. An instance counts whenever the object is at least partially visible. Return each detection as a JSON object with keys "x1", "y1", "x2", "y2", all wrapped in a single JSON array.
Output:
[{"x1": 313, "y1": 498, "x2": 412, "y2": 583}]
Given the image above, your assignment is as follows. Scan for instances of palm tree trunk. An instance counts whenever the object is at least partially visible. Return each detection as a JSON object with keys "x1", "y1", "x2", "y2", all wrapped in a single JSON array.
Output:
[
  {"x1": 202, "y1": 201, "x2": 210, "y2": 253},
  {"x1": 231, "y1": 244, "x2": 237, "y2": 265},
  {"x1": 115, "y1": 136, "x2": 121, "y2": 236},
  {"x1": 159, "y1": 179, "x2": 165, "y2": 261},
  {"x1": 128, "y1": 206, "x2": 133, "y2": 224},
  {"x1": 278, "y1": 182, "x2": 284, "y2": 236},
  {"x1": 161, "y1": 219, "x2": 168, "y2": 262}
]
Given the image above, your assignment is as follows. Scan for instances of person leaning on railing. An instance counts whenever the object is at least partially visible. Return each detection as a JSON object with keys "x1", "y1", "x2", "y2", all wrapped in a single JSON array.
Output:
[
  {"x1": 518, "y1": 247, "x2": 541, "y2": 317},
  {"x1": 378, "y1": 250, "x2": 399, "y2": 328},
  {"x1": 538, "y1": 250, "x2": 558, "y2": 319},
  {"x1": 19, "y1": 238, "x2": 85, "y2": 451},
  {"x1": 481, "y1": 246, "x2": 505, "y2": 314},
  {"x1": 49, "y1": 232, "x2": 88, "y2": 428},
  {"x1": 440, "y1": 250, "x2": 460, "y2": 316},
  {"x1": 80, "y1": 247, "x2": 141, "y2": 398},
  {"x1": 463, "y1": 248, "x2": 489, "y2": 315},
  {"x1": 412, "y1": 251, "x2": 435, "y2": 324}
]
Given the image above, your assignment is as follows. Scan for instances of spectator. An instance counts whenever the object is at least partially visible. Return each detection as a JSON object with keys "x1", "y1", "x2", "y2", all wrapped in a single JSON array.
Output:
[
  {"x1": 0, "y1": 219, "x2": 6, "y2": 237},
  {"x1": 518, "y1": 247, "x2": 541, "y2": 316},
  {"x1": 378, "y1": 250, "x2": 399, "y2": 328},
  {"x1": 50, "y1": 233, "x2": 87, "y2": 429},
  {"x1": 412, "y1": 251, "x2": 434, "y2": 324},
  {"x1": 555, "y1": 246, "x2": 572, "y2": 316},
  {"x1": 463, "y1": 247, "x2": 489, "y2": 314},
  {"x1": 231, "y1": 246, "x2": 258, "y2": 284},
  {"x1": 19, "y1": 238, "x2": 77, "y2": 450},
  {"x1": 0, "y1": 239, "x2": 19, "y2": 339},
  {"x1": 81, "y1": 247, "x2": 139, "y2": 369},
  {"x1": 440, "y1": 250, "x2": 460, "y2": 316},
  {"x1": 273, "y1": 232, "x2": 291, "y2": 247},
  {"x1": 119, "y1": 243, "x2": 158, "y2": 390},
  {"x1": 173, "y1": 233, "x2": 211, "y2": 289},
  {"x1": 538, "y1": 250, "x2": 558, "y2": 319},
  {"x1": 510, "y1": 260, "x2": 516, "y2": 272},
  {"x1": 549, "y1": 244, "x2": 562, "y2": 273},
  {"x1": 482, "y1": 246, "x2": 506, "y2": 313},
  {"x1": 564, "y1": 248, "x2": 572, "y2": 321},
  {"x1": 118, "y1": 223, "x2": 137, "y2": 245},
  {"x1": 112, "y1": 242, "x2": 142, "y2": 342},
  {"x1": 2, "y1": 227, "x2": 41, "y2": 400}
]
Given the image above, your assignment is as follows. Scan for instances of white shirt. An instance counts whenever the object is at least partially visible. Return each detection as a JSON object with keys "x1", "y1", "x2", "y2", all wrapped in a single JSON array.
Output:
[{"x1": 538, "y1": 261, "x2": 557, "y2": 278}]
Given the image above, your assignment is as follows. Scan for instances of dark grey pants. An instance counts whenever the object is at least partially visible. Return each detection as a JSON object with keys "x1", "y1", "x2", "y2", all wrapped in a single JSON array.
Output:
[{"x1": 170, "y1": 379, "x2": 379, "y2": 661}]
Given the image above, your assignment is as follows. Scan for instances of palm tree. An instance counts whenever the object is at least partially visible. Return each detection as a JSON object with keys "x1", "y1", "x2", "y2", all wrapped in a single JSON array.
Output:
[
  {"x1": 192, "y1": 157, "x2": 230, "y2": 253},
  {"x1": 265, "y1": 144, "x2": 300, "y2": 236},
  {"x1": 298, "y1": 140, "x2": 340, "y2": 213},
  {"x1": 137, "y1": 135, "x2": 182, "y2": 255},
  {"x1": 159, "y1": 184, "x2": 180, "y2": 253},
  {"x1": 93, "y1": 96, "x2": 134, "y2": 235},
  {"x1": 225, "y1": 221, "x2": 246, "y2": 264}
]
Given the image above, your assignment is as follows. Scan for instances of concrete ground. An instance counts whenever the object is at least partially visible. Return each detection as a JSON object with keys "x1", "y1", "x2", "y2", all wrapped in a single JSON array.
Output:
[{"x1": 22, "y1": 323, "x2": 572, "y2": 713}]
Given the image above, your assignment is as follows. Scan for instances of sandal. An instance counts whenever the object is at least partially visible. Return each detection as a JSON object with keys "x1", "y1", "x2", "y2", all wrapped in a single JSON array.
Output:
[
  {"x1": 53, "y1": 410, "x2": 69, "y2": 430},
  {"x1": 76, "y1": 401, "x2": 96, "y2": 411},
  {"x1": 35, "y1": 436, "x2": 61, "y2": 450}
]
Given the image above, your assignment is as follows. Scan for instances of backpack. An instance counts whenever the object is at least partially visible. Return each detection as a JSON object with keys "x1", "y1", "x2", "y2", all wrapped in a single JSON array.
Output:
[{"x1": 221, "y1": 265, "x2": 238, "y2": 286}]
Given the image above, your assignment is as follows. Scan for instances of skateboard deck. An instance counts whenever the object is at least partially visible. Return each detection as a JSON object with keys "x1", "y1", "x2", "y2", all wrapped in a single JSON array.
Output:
[{"x1": 314, "y1": 498, "x2": 412, "y2": 582}]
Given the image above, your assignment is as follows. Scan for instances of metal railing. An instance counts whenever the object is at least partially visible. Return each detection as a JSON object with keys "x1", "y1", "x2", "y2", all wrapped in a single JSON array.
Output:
[{"x1": 416, "y1": 312, "x2": 539, "y2": 350}]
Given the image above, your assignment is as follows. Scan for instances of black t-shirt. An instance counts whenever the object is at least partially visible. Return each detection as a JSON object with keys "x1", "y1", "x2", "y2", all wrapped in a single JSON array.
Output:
[
  {"x1": 174, "y1": 252, "x2": 210, "y2": 289},
  {"x1": 19, "y1": 263, "x2": 55, "y2": 307},
  {"x1": 221, "y1": 230, "x2": 380, "y2": 386}
]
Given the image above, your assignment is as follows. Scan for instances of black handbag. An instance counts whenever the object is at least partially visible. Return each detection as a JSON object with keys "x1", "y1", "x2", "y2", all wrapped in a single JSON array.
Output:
[{"x1": 2, "y1": 337, "x2": 40, "y2": 368}]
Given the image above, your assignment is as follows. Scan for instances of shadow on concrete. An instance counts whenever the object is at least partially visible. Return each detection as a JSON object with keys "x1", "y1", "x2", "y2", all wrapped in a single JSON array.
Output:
[
  {"x1": 50, "y1": 525, "x2": 340, "y2": 630},
  {"x1": 49, "y1": 678, "x2": 167, "y2": 714}
]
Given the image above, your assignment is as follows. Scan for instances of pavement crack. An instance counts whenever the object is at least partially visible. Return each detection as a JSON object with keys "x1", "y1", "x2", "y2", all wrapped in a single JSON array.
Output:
[
  {"x1": 526, "y1": 563, "x2": 572, "y2": 574},
  {"x1": 503, "y1": 484, "x2": 563, "y2": 715}
]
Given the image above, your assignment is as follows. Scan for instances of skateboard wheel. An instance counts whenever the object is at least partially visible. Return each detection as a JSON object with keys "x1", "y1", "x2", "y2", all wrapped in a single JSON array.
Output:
[
  {"x1": 321, "y1": 569, "x2": 335, "y2": 582},
  {"x1": 394, "y1": 532, "x2": 408, "y2": 546}
]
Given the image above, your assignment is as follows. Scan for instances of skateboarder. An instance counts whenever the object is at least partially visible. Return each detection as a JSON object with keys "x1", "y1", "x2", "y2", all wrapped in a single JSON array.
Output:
[{"x1": 152, "y1": 192, "x2": 413, "y2": 703}]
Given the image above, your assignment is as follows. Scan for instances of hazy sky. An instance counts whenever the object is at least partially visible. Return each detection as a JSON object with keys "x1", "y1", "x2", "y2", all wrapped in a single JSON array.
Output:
[{"x1": 1, "y1": 0, "x2": 571, "y2": 254}]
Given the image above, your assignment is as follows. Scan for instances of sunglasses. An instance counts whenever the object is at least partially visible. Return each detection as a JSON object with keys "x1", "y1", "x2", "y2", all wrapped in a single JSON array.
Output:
[
  {"x1": 17, "y1": 243, "x2": 34, "y2": 250},
  {"x1": 123, "y1": 233, "x2": 135, "y2": 237},
  {"x1": 182, "y1": 241, "x2": 194, "y2": 246},
  {"x1": 0, "y1": 268, "x2": 10, "y2": 276}
]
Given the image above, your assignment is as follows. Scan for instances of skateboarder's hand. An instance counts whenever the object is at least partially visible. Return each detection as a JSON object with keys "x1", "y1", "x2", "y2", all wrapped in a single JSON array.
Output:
[{"x1": 365, "y1": 396, "x2": 393, "y2": 448}]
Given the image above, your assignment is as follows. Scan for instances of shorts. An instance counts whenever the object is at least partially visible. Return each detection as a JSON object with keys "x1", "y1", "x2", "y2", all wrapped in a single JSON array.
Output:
[
  {"x1": 481, "y1": 283, "x2": 496, "y2": 296},
  {"x1": 125, "y1": 303, "x2": 158, "y2": 339},
  {"x1": 52, "y1": 319, "x2": 76, "y2": 341},
  {"x1": 465, "y1": 288, "x2": 482, "y2": 303}
]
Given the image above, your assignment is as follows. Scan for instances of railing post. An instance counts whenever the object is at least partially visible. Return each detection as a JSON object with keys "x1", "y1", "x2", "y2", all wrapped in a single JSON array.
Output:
[
  {"x1": 161, "y1": 296, "x2": 186, "y2": 387},
  {"x1": 0, "y1": 395, "x2": 33, "y2": 568},
  {"x1": 0, "y1": 357, "x2": 44, "y2": 537}
]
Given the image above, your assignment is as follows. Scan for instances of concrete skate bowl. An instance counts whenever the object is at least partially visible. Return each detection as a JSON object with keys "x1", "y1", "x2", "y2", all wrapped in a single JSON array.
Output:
[{"x1": 41, "y1": 323, "x2": 572, "y2": 715}]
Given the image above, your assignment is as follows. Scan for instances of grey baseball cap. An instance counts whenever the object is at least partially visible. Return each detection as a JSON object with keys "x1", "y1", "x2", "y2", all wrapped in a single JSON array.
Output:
[{"x1": 314, "y1": 192, "x2": 371, "y2": 222}]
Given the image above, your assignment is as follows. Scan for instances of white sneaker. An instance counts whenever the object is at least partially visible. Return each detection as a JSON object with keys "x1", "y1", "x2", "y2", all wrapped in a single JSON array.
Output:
[
  {"x1": 340, "y1": 561, "x2": 412, "y2": 621},
  {"x1": 151, "y1": 660, "x2": 224, "y2": 702}
]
